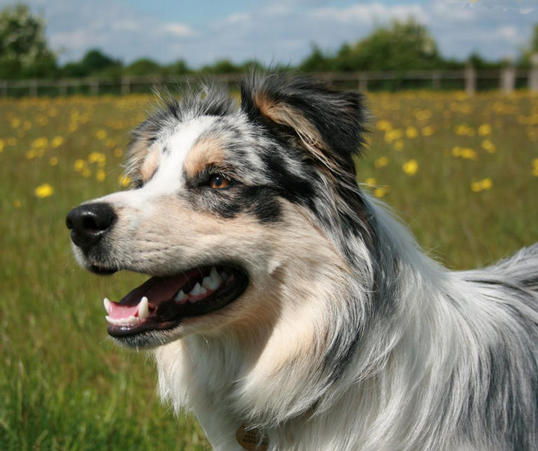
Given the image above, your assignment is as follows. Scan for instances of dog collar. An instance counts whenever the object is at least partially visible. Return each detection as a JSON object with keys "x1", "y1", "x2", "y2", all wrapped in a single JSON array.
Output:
[{"x1": 236, "y1": 424, "x2": 268, "y2": 451}]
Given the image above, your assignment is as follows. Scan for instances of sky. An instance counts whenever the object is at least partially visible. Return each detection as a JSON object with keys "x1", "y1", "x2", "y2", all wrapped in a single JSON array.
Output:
[{"x1": 2, "y1": 0, "x2": 537, "y2": 67}]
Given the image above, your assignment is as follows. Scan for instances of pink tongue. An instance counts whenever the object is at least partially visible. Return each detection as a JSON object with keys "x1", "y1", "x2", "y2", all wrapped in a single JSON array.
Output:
[{"x1": 108, "y1": 272, "x2": 193, "y2": 319}]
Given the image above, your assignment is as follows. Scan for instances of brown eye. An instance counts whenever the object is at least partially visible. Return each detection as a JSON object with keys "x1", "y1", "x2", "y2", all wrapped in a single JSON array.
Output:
[{"x1": 208, "y1": 174, "x2": 231, "y2": 189}]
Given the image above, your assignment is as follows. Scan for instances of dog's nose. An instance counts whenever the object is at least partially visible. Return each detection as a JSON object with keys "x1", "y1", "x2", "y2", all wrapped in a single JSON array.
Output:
[{"x1": 66, "y1": 203, "x2": 117, "y2": 250}]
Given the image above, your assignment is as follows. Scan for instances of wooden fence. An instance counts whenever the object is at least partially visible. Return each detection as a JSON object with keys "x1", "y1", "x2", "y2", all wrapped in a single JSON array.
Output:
[{"x1": 1, "y1": 67, "x2": 538, "y2": 97}]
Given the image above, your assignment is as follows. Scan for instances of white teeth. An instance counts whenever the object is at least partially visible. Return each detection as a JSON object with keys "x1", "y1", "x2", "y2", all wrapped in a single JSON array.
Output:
[
  {"x1": 190, "y1": 282, "x2": 203, "y2": 296},
  {"x1": 203, "y1": 266, "x2": 223, "y2": 290},
  {"x1": 105, "y1": 315, "x2": 139, "y2": 326},
  {"x1": 138, "y1": 296, "x2": 149, "y2": 320},
  {"x1": 103, "y1": 297, "x2": 112, "y2": 314},
  {"x1": 174, "y1": 290, "x2": 187, "y2": 303}
]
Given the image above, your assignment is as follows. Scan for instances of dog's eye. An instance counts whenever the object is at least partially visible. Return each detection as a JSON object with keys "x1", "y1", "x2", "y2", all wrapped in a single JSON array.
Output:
[{"x1": 208, "y1": 174, "x2": 231, "y2": 189}]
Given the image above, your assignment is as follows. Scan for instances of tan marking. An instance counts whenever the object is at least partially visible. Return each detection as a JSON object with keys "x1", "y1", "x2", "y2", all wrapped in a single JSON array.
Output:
[
  {"x1": 140, "y1": 148, "x2": 160, "y2": 183},
  {"x1": 184, "y1": 137, "x2": 225, "y2": 178},
  {"x1": 254, "y1": 92, "x2": 337, "y2": 171}
]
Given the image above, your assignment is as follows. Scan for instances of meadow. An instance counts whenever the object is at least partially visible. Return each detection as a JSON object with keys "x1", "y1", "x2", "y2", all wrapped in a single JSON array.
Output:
[{"x1": 0, "y1": 88, "x2": 537, "y2": 450}]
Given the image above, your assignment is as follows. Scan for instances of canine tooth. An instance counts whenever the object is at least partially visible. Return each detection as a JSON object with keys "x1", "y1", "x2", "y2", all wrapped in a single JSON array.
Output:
[
  {"x1": 203, "y1": 268, "x2": 222, "y2": 290},
  {"x1": 103, "y1": 297, "x2": 112, "y2": 314},
  {"x1": 138, "y1": 296, "x2": 149, "y2": 320},
  {"x1": 174, "y1": 290, "x2": 187, "y2": 303},
  {"x1": 190, "y1": 282, "x2": 203, "y2": 296}
]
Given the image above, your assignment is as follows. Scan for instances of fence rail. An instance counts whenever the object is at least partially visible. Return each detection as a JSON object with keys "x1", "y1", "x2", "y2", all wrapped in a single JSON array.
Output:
[{"x1": 1, "y1": 68, "x2": 538, "y2": 97}]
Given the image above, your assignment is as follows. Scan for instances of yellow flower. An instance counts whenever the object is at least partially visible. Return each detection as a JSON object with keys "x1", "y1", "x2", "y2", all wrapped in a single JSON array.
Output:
[
  {"x1": 96, "y1": 169, "x2": 106, "y2": 182},
  {"x1": 402, "y1": 159, "x2": 418, "y2": 175},
  {"x1": 454, "y1": 124, "x2": 475, "y2": 136},
  {"x1": 532, "y1": 159, "x2": 538, "y2": 177},
  {"x1": 374, "y1": 186, "x2": 389, "y2": 198},
  {"x1": 415, "y1": 110, "x2": 432, "y2": 121},
  {"x1": 481, "y1": 139, "x2": 496, "y2": 153},
  {"x1": 10, "y1": 118, "x2": 21, "y2": 128},
  {"x1": 461, "y1": 148, "x2": 477, "y2": 160},
  {"x1": 364, "y1": 177, "x2": 376, "y2": 187},
  {"x1": 119, "y1": 174, "x2": 131, "y2": 187},
  {"x1": 96, "y1": 129, "x2": 107, "y2": 140},
  {"x1": 74, "y1": 159, "x2": 86, "y2": 171},
  {"x1": 393, "y1": 140, "x2": 404, "y2": 151},
  {"x1": 114, "y1": 147, "x2": 124, "y2": 158},
  {"x1": 82, "y1": 168, "x2": 92, "y2": 178},
  {"x1": 478, "y1": 124, "x2": 492, "y2": 136},
  {"x1": 32, "y1": 137, "x2": 48, "y2": 149},
  {"x1": 406, "y1": 127, "x2": 418, "y2": 139},
  {"x1": 384, "y1": 129, "x2": 403, "y2": 143},
  {"x1": 25, "y1": 149, "x2": 37, "y2": 160},
  {"x1": 374, "y1": 156, "x2": 389, "y2": 168},
  {"x1": 471, "y1": 178, "x2": 493, "y2": 192},
  {"x1": 0, "y1": 139, "x2": 4, "y2": 152},
  {"x1": 51, "y1": 136, "x2": 65, "y2": 148},
  {"x1": 88, "y1": 152, "x2": 106, "y2": 165},
  {"x1": 13, "y1": 199, "x2": 22, "y2": 208},
  {"x1": 49, "y1": 156, "x2": 59, "y2": 166},
  {"x1": 376, "y1": 120, "x2": 392, "y2": 131},
  {"x1": 421, "y1": 126, "x2": 434, "y2": 137},
  {"x1": 35, "y1": 183, "x2": 54, "y2": 198}
]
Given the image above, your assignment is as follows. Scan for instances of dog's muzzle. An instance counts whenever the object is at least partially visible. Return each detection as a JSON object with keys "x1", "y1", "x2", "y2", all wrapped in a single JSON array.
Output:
[{"x1": 66, "y1": 202, "x2": 117, "y2": 252}]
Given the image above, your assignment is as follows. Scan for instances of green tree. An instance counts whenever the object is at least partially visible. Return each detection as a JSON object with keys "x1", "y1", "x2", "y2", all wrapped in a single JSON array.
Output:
[
  {"x1": 0, "y1": 4, "x2": 57, "y2": 78},
  {"x1": 519, "y1": 24, "x2": 538, "y2": 68},
  {"x1": 125, "y1": 58, "x2": 161, "y2": 76}
]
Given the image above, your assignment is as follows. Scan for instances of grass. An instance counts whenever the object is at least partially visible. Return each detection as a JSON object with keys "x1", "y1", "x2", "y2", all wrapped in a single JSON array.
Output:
[{"x1": 0, "y1": 90, "x2": 537, "y2": 450}]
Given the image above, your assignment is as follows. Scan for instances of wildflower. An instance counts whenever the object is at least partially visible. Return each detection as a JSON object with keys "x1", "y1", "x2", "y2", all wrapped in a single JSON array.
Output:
[
  {"x1": 471, "y1": 178, "x2": 493, "y2": 192},
  {"x1": 421, "y1": 126, "x2": 434, "y2": 137},
  {"x1": 52, "y1": 136, "x2": 65, "y2": 148},
  {"x1": 114, "y1": 147, "x2": 124, "y2": 158},
  {"x1": 376, "y1": 120, "x2": 392, "y2": 131},
  {"x1": 374, "y1": 156, "x2": 389, "y2": 168},
  {"x1": 32, "y1": 137, "x2": 48, "y2": 149},
  {"x1": 454, "y1": 124, "x2": 474, "y2": 136},
  {"x1": 374, "y1": 186, "x2": 389, "y2": 198},
  {"x1": 74, "y1": 159, "x2": 86, "y2": 171},
  {"x1": 406, "y1": 127, "x2": 418, "y2": 139},
  {"x1": 10, "y1": 118, "x2": 21, "y2": 128},
  {"x1": 532, "y1": 159, "x2": 538, "y2": 177},
  {"x1": 481, "y1": 139, "x2": 496, "y2": 153},
  {"x1": 402, "y1": 159, "x2": 418, "y2": 176},
  {"x1": 394, "y1": 140, "x2": 404, "y2": 151},
  {"x1": 384, "y1": 129, "x2": 403, "y2": 143},
  {"x1": 415, "y1": 110, "x2": 432, "y2": 121},
  {"x1": 119, "y1": 175, "x2": 131, "y2": 187},
  {"x1": 13, "y1": 199, "x2": 22, "y2": 208},
  {"x1": 25, "y1": 150, "x2": 37, "y2": 160},
  {"x1": 478, "y1": 124, "x2": 492, "y2": 136},
  {"x1": 49, "y1": 156, "x2": 59, "y2": 166},
  {"x1": 35, "y1": 183, "x2": 54, "y2": 198},
  {"x1": 96, "y1": 169, "x2": 106, "y2": 182},
  {"x1": 461, "y1": 148, "x2": 477, "y2": 160},
  {"x1": 88, "y1": 152, "x2": 106, "y2": 165},
  {"x1": 364, "y1": 177, "x2": 376, "y2": 187},
  {"x1": 0, "y1": 139, "x2": 4, "y2": 152},
  {"x1": 96, "y1": 129, "x2": 107, "y2": 140},
  {"x1": 82, "y1": 168, "x2": 92, "y2": 178}
]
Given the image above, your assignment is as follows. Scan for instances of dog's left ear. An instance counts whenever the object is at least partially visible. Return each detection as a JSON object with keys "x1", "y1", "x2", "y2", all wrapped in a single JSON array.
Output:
[{"x1": 240, "y1": 73, "x2": 365, "y2": 174}]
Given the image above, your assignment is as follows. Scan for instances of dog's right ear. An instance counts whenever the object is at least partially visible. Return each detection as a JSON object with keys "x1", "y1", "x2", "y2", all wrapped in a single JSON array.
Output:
[{"x1": 240, "y1": 73, "x2": 365, "y2": 175}]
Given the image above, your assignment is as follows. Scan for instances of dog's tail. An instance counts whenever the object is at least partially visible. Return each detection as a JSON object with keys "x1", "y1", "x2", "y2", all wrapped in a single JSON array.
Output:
[{"x1": 486, "y1": 243, "x2": 538, "y2": 293}]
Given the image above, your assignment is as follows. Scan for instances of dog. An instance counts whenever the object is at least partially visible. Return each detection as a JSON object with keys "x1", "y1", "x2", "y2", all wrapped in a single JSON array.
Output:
[{"x1": 66, "y1": 73, "x2": 537, "y2": 450}]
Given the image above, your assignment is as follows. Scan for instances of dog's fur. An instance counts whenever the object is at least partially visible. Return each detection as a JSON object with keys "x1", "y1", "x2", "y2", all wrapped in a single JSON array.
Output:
[{"x1": 69, "y1": 74, "x2": 537, "y2": 450}]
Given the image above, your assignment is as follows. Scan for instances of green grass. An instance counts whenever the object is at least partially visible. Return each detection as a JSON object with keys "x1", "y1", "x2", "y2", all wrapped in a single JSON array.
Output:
[{"x1": 0, "y1": 91, "x2": 537, "y2": 449}]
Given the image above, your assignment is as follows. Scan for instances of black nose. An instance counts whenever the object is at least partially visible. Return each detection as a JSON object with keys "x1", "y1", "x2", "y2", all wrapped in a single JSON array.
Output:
[{"x1": 66, "y1": 202, "x2": 117, "y2": 250}]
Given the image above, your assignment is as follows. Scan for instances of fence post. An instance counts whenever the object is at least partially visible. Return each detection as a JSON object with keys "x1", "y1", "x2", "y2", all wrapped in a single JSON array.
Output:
[
  {"x1": 90, "y1": 78, "x2": 99, "y2": 95},
  {"x1": 30, "y1": 79, "x2": 38, "y2": 97},
  {"x1": 530, "y1": 54, "x2": 538, "y2": 93},
  {"x1": 432, "y1": 72, "x2": 441, "y2": 90},
  {"x1": 500, "y1": 64, "x2": 515, "y2": 94},
  {"x1": 464, "y1": 65, "x2": 475, "y2": 96},
  {"x1": 121, "y1": 76, "x2": 130, "y2": 95},
  {"x1": 358, "y1": 73, "x2": 368, "y2": 92},
  {"x1": 59, "y1": 80, "x2": 67, "y2": 96}
]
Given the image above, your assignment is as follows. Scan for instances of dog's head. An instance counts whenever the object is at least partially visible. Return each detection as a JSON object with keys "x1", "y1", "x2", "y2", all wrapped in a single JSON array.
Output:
[{"x1": 66, "y1": 74, "x2": 369, "y2": 348}]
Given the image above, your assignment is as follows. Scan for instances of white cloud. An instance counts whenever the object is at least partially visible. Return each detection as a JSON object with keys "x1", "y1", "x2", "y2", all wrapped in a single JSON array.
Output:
[
  {"x1": 311, "y1": 3, "x2": 429, "y2": 25},
  {"x1": 162, "y1": 22, "x2": 195, "y2": 37}
]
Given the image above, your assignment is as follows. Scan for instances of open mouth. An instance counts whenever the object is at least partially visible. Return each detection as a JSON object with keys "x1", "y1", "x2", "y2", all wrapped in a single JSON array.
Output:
[{"x1": 103, "y1": 265, "x2": 248, "y2": 338}]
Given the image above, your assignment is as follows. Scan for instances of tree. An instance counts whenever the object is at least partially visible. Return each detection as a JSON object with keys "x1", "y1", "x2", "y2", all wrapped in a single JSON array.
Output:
[
  {"x1": 519, "y1": 24, "x2": 538, "y2": 68},
  {"x1": 299, "y1": 19, "x2": 444, "y2": 72},
  {"x1": 0, "y1": 4, "x2": 57, "y2": 78},
  {"x1": 125, "y1": 58, "x2": 161, "y2": 76},
  {"x1": 62, "y1": 49, "x2": 122, "y2": 77}
]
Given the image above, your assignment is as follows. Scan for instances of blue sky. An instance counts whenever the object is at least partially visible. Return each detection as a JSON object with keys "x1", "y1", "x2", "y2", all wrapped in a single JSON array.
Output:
[{"x1": 3, "y1": 0, "x2": 537, "y2": 67}]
